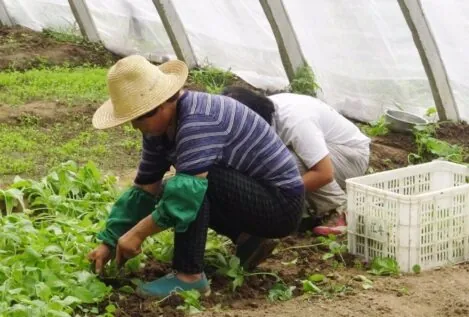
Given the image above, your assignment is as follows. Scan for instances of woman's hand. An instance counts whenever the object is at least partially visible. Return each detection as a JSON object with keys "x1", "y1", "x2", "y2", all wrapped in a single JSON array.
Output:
[
  {"x1": 88, "y1": 243, "x2": 112, "y2": 275},
  {"x1": 115, "y1": 214, "x2": 162, "y2": 267},
  {"x1": 115, "y1": 230, "x2": 144, "y2": 267}
]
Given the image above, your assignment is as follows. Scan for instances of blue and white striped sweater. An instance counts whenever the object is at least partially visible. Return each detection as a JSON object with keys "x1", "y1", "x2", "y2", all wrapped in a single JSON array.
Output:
[{"x1": 136, "y1": 91, "x2": 304, "y2": 195}]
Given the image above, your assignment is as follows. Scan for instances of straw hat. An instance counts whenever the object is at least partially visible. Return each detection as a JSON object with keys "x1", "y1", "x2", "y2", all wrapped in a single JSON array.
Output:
[{"x1": 92, "y1": 55, "x2": 188, "y2": 129}]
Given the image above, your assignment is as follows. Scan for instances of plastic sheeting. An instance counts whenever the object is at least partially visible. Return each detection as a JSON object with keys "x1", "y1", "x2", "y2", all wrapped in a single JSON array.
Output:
[
  {"x1": 85, "y1": 1, "x2": 174, "y2": 63},
  {"x1": 171, "y1": 0, "x2": 288, "y2": 90},
  {"x1": 283, "y1": 0, "x2": 434, "y2": 122},
  {"x1": 4, "y1": 0, "x2": 77, "y2": 33},
  {"x1": 2, "y1": 0, "x2": 468, "y2": 122},
  {"x1": 422, "y1": 0, "x2": 469, "y2": 121}
]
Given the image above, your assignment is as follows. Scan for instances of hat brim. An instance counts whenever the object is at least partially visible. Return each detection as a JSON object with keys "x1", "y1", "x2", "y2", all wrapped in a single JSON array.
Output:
[{"x1": 92, "y1": 60, "x2": 189, "y2": 130}]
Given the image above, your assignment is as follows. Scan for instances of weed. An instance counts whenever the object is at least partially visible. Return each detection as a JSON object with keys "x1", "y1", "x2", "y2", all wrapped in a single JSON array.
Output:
[
  {"x1": 425, "y1": 107, "x2": 438, "y2": 123},
  {"x1": 289, "y1": 64, "x2": 320, "y2": 97},
  {"x1": 42, "y1": 28, "x2": 83, "y2": 44},
  {"x1": 189, "y1": 66, "x2": 235, "y2": 94}
]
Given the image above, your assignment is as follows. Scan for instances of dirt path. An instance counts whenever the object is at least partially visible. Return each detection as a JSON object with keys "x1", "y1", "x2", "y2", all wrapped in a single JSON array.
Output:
[{"x1": 200, "y1": 264, "x2": 469, "y2": 317}]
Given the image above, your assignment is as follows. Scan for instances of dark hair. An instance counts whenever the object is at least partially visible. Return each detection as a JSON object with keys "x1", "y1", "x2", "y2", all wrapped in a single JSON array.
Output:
[{"x1": 222, "y1": 86, "x2": 275, "y2": 125}]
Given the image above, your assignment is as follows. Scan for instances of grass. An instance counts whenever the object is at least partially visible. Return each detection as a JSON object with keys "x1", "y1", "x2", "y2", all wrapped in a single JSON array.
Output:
[
  {"x1": 0, "y1": 116, "x2": 142, "y2": 185},
  {"x1": 42, "y1": 27, "x2": 84, "y2": 44},
  {"x1": 0, "y1": 66, "x2": 108, "y2": 106}
]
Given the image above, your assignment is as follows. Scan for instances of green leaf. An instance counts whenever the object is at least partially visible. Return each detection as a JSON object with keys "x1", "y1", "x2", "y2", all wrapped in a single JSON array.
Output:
[
  {"x1": 232, "y1": 275, "x2": 244, "y2": 291},
  {"x1": 56, "y1": 296, "x2": 81, "y2": 306},
  {"x1": 105, "y1": 304, "x2": 117, "y2": 313},
  {"x1": 35, "y1": 282, "x2": 52, "y2": 301},
  {"x1": 369, "y1": 257, "x2": 400, "y2": 276},
  {"x1": 119, "y1": 285, "x2": 134, "y2": 294},
  {"x1": 48, "y1": 310, "x2": 71, "y2": 317},
  {"x1": 322, "y1": 253, "x2": 335, "y2": 260},
  {"x1": 308, "y1": 274, "x2": 325, "y2": 283},
  {"x1": 302, "y1": 280, "x2": 322, "y2": 294}
]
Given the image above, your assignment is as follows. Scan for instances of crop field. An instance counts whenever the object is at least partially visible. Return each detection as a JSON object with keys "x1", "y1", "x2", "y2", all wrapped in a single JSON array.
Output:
[{"x1": 1, "y1": 26, "x2": 469, "y2": 317}]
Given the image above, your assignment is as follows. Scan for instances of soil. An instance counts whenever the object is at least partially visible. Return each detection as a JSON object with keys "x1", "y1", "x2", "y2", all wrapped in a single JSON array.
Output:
[
  {"x1": 0, "y1": 26, "x2": 118, "y2": 70},
  {"x1": 108, "y1": 235, "x2": 469, "y2": 317},
  {"x1": 436, "y1": 121, "x2": 469, "y2": 148},
  {"x1": 3, "y1": 25, "x2": 469, "y2": 317}
]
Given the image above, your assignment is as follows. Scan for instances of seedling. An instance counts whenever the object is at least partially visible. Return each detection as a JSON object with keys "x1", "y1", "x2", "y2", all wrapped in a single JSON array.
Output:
[
  {"x1": 176, "y1": 289, "x2": 205, "y2": 314},
  {"x1": 268, "y1": 283, "x2": 295, "y2": 302},
  {"x1": 316, "y1": 235, "x2": 348, "y2": 266},
  {"x1": 215, "y1": 255, "x2": 281, "y2": 292},
  {"x1": 361, "y1": 115, "x2": 390, "y2": 137},
  {"x1": 368, "y1": 257, "x2": 400, "y2": 276}
]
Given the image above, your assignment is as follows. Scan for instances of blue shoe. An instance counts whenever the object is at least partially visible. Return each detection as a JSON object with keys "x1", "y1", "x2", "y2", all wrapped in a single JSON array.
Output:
[{"x1": 136, "y1": 272, "x2": 210, "y2": 298}]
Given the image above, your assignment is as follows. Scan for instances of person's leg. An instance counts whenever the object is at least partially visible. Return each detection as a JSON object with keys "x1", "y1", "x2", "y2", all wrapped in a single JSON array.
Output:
[
  {"x1": 206, "y1": 165, "x2": 303, "y2": 269},
  {"x1": 137, "y1": 165, "x2": 303, "y2": 298},
  {"x1": 312, "y1": 144, "x2": 370, "y2": 235},
  {"x1": 136, "y1": 197, "x2": 211, "y2": 298},
  {"x1": 206, "y1": 165, "x2": 303, "y2": 240},
  {"x1": 328, "y1": 144, "x2": 370, "y2": 189}
]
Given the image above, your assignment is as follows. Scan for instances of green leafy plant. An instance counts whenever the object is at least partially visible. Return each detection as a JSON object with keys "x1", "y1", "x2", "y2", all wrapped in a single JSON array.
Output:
[
  {"x1": 176, "y1": 289, "x2": 205, "y2": 314},
  {"x1": 301, "y1": 273, "x2": 353, "y2": 298},
  {"x1": 361, "y1": 115, "x2": 390, "y2": 137},
  {"x1": 409, "y1": 125, "x2": 464, "y2": 164},
  {"x1": 0, "y1": 161, "x2": 121, "y2": 316},
  {"x1": 368, "y1": 257, "x2": 400, "y2": 276},
  {"x1": 189, "y1": 66, "x2": 235, "y2": 94},
  {"x1": 289, "y1": 64, "x2": 320, "y2": 97},
  {"x1": 215, "y1": 255, "x2": 281, "y2": 292},
  {"x1": 268, "y1": 283, "x2": 295, "y2": 302},
  {"x1": 316, "y1": 235, "x2": 348, "y2": 265}
]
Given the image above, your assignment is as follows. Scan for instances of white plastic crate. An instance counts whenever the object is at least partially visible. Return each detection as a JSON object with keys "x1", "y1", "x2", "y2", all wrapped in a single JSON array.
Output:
[{"x1": 346, "y1": 160, "x2": 469, "y2": 272}]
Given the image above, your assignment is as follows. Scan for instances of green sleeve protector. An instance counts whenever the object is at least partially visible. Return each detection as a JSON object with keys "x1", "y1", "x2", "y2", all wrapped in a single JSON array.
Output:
[
  {"x1": 97, "y1": 186, "x2": 158, "y2": 248},
  {"x1": 151, "y1": 173, "x2": 208, "y2": 232}
]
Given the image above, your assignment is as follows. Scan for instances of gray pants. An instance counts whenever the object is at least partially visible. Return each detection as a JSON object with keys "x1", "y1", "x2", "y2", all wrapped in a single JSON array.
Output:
[{"x1": 291, "y1": 144, "x2": 370, "y2": 218}]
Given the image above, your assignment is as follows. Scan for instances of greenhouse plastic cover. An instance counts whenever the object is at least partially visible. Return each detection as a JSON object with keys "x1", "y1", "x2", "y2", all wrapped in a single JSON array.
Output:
[{"x1": 3, "y1": 0, "x2": 468, "y2": 122}]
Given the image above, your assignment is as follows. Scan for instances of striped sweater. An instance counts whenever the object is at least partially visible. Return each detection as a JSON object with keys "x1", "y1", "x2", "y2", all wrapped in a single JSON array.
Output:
[{"x1": 135, "y1": 91, "x2": 304, "y2": 195}]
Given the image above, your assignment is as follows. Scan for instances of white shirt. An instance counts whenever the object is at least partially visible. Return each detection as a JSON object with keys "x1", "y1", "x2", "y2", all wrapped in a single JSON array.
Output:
[{"x1": 268, "y1": 93, "x2": 370, "y2": 169}]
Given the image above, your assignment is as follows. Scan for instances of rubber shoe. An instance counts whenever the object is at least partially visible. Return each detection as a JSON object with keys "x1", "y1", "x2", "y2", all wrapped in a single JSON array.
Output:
[
  {"x1": 313, "y1": 212, "x2": 347, "y2": 236},
  {"x1": 136, "y1": 272, "x2": 210, "y2": 298},
  {"x1": 235, "y1": 235, "x2": 279, "y2": 271}
]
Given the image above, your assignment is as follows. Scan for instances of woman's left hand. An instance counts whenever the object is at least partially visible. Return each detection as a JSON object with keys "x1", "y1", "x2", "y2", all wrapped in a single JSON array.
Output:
[{"x1": 115, "y1": 229, "x2": 144, "y2": 267}]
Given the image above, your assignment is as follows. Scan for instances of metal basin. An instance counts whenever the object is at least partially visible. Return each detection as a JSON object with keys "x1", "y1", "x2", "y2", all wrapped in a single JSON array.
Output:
[{"x1": 384, "y1": 109, "x2": 428, "y2": 134}]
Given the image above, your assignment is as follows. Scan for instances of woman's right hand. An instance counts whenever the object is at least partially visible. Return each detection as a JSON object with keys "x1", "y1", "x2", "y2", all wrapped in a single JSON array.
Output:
[{"x1": 88, "y1": 243, "x2": 112, "y2": 275}]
